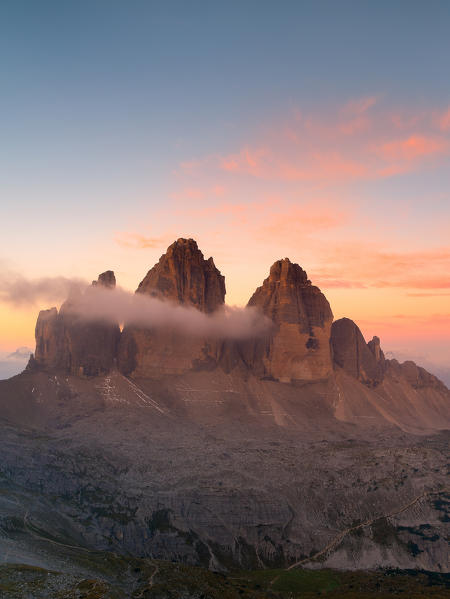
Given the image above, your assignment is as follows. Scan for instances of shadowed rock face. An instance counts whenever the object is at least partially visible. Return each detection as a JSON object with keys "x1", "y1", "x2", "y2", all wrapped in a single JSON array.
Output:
[
  {"x1": 136, "y1": 238, "x2": 225, "y2": 313},
  {"x1": 34, "y1": 307, "x2": 62, "y2": 368},
  {"x1": 386, "y1": 359, "x2": 448, "y2": 392},
  {"x1": 34, "y1": 272, "x2": 120, "y2": 377},
  {"x1": 331, "y1": 318, "x2": 385, "y2": 387},
  {"x1": 92, "y1": 270, "x2": 116, "y2": 289},
  {"x1": 118, "y1": 239, "x2": 226, "y2": 377},
  {"x1": 242, "y1": 258, "x2": 334, "y2": 382}
]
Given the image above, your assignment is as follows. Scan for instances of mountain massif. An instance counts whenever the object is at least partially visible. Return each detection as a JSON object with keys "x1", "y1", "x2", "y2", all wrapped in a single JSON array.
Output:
[
  {"x1": 0, "y1": 238, "x2": 449, "y2": 592},
  {"x1": 28, "y1": 238, "x2": 450, "y2": 433}
]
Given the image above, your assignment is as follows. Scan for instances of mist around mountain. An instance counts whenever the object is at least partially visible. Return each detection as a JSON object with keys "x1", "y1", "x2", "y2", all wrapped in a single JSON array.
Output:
[
  {"x1": 0, "y1": 347, "x2": 32, "y2": 380},
  {"x1": 0, "y1": 239, "x2": 449, "y2": 598},
  {"x1": 385, "y1": 350, "x2": 450, "y2": 389}
]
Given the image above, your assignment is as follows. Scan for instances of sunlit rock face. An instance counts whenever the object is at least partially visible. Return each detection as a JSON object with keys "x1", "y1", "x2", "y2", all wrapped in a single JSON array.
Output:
[
  {"x1": 331, "y1": 318, "x2": 385, "y2": 387},
  {"x1": 118, "y1": 239, "x2": 226, "y2": 377},
  {"x1": 136, "y1": 238, "x2": 225, "y2": 313},
  {"x1": 241, "y1": 258, "x2": 334, "y2": 382},
  {"x1": 34, "y1": 272, "x2": 120, "y2": 377}
]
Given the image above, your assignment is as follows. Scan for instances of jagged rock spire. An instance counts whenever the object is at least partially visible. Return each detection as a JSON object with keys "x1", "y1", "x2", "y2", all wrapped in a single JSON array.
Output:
[
  {"x1": 136, "y1": 238, "x2": 225, "y2": 313},
  {"x1": 118, "y1": 239, "x2": 226, "y2": 376}
]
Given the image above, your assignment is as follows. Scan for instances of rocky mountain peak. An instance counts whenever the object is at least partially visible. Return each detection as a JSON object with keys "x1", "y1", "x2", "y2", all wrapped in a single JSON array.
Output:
[
  {"x1": 244, "y1": 259, "x2": 333, "y2": 382},
  {"x1": 136, "y1": 238, "x2": 225, "y2": 313},
  {"x1": 267, "y1": 257, "x2": 309, "y2": 286},
  {"x1": 118, "y1": 240, "x2": 226, "y2": 377},
  {"x1": 249, "y1": 258, "x2": 332, "y2": 328},
  {"x1": 92, "y1": 270, "x2": 116, "y2": 289}
]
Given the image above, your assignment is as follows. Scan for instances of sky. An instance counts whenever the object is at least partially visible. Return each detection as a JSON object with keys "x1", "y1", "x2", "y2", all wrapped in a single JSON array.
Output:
[{"x1": 1, "y1": 0, "x2": 450, "y2": 380}]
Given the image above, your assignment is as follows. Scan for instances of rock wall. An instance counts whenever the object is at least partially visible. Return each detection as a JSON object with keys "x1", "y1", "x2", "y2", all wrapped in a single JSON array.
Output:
[
  {"x1": 242, "y1": 258, "x2": 334, "y2": 382},
  {"x1": 118, "y1": 239, "x2": 225, "y2": 377},
  {"x1": 331, "y1": 318, "x2": 385, "y2": 387},
  {"x1": 34, "y1": 272, "x2": 120, "y2": 377}
]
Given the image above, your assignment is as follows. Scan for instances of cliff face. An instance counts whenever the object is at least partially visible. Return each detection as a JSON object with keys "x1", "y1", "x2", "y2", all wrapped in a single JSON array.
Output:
[
  {"x1": 331, "y1": 318, "x2": 385, "y2": 387},
  {"x1": 34, "y1": 272, "x2": 120, "y2": 377},
  {"x1": 136, "y1": 238, "x2": 225, "y2": 312},
  {"x1": 243, "y1": 258, "x2": 334, "y2": 382},
  {"x1": 118, "y1": 239, "x2": 226, "y2": 377}
]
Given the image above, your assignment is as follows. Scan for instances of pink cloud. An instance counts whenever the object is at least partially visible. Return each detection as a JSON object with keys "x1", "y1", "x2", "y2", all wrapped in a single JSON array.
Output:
[
  {"x1": 438, "y1": 107, "x2": 450, "y2": 131},
  {"x1": 220, "y1": 147, "x2": 269, "y2": 176},
  {"x1": 170, "y1": 185, "x2": 227, "y2": 202},
  {"x1": 115, "y1": 233, "x2": 168, "y2": 249},
  {"x1": 212, "y1": 100, "x2": 450, "y2": 187},
  {"x1": 343, "y1": 95, "x2": 378, "y2": 115},
  {"x1": 378, "y1": 135, "x2": 448, "y2": 161},
  {"x1": 314, "y1": 245, "x2": 450, "y2": 290}
]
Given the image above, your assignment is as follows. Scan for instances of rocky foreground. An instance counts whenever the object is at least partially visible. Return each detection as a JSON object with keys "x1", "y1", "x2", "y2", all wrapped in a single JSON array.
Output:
[{"x1": 0, "y1": 238, "x2": 449, "y2": 588}]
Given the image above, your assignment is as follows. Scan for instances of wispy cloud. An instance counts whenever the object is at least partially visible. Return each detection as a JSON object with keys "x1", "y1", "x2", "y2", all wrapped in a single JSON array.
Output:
[
  {"x1": 438, "y1": 106, "x2": 450, "y2": 131},
  {"x1": 313, "y1": 245, "x2": 450, "y2": 290},
  {"x1": 115, "y1": 232, "x2": 168, "y2": 249},
  {"x1": 377, "y1": 135, "x2": 447, "y2": 162}
]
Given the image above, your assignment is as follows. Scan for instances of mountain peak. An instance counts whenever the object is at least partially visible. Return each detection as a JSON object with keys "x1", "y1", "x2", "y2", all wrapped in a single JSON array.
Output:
[
  {"x1": 92, "y1": 270, "x2": 116, "y2": 289},
  {"x1": 267, "y1": 258, "x2": 310, "y2": 286},
  {"x1": 136, "y1": 238, "x2": 225, "y2": 313},
  {"x1": 246, "y1": 259, "x2": 333, "y2": 381}
]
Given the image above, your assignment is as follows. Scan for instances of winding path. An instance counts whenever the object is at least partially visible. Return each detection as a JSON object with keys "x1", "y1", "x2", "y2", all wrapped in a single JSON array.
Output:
[{"x1": 285, "y1": 488, "x2": 449, "y2": 572}]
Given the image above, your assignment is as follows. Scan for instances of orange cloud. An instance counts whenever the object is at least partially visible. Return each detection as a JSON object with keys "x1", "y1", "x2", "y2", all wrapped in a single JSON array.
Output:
[
  {"x1": 438, "y1": 107, "x2": 450, "y2": 131},
  {"x1": 212, "y1": 101, "x2": 450, "y2": 187},
  {"x1": 314, "y1": 245, "x2": 450, "y2": 290},
  {"x1": 378, "y1": 135, "x2": 448, "y2": 162},
  {"x1": 115, "y1": 233, "x2": 167, "y2": 249},
  {"x1": 220, "y1": 147, "x2": 269, "y2": 176},
  {"x1": 220, "y1": 147, "x2": 368, "y2": 182},
  {"x1": 169, "y1": 185, "x2": 227, "y2": 202}
]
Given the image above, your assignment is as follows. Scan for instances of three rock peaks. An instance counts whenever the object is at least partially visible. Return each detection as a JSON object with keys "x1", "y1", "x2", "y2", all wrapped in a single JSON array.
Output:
[{"x1": 32, "y1": 238, "x2": 446, "y2": 395}]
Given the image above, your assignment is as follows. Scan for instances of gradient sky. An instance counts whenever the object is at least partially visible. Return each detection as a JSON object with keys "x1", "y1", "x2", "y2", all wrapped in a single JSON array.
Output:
[{"x1": 1, "y1": 0, "x2": 450, "y2": 379}]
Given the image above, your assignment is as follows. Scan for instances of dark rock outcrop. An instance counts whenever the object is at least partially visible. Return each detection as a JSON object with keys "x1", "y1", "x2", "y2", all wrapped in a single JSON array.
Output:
[
  {"x1": 331, "y1": 318, "x2": 385, "y2": 386},
  {"x1": 241, "y1": 258, "x2": 334, "y2": 382},
  {"x1": 34, "y1": 272, "x2": 120, "y2": 377}
]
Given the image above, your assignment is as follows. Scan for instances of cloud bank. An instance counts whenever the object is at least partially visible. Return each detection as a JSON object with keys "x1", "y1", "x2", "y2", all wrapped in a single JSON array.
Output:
[
  {"x1": 65, "y1": 286, "x2": 273, "y2": 340},
  {"x1": 0, "y1": 269, "x2": 273, "y2": 340},
  {"x1": 0, "y1": 269, "x2": 88, "y2": 306}
]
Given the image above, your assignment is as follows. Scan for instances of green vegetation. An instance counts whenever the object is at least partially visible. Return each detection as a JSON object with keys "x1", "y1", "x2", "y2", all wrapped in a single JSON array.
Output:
[{"x1": 1, "y1": 559, "x2": 449, "y2": 598}]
